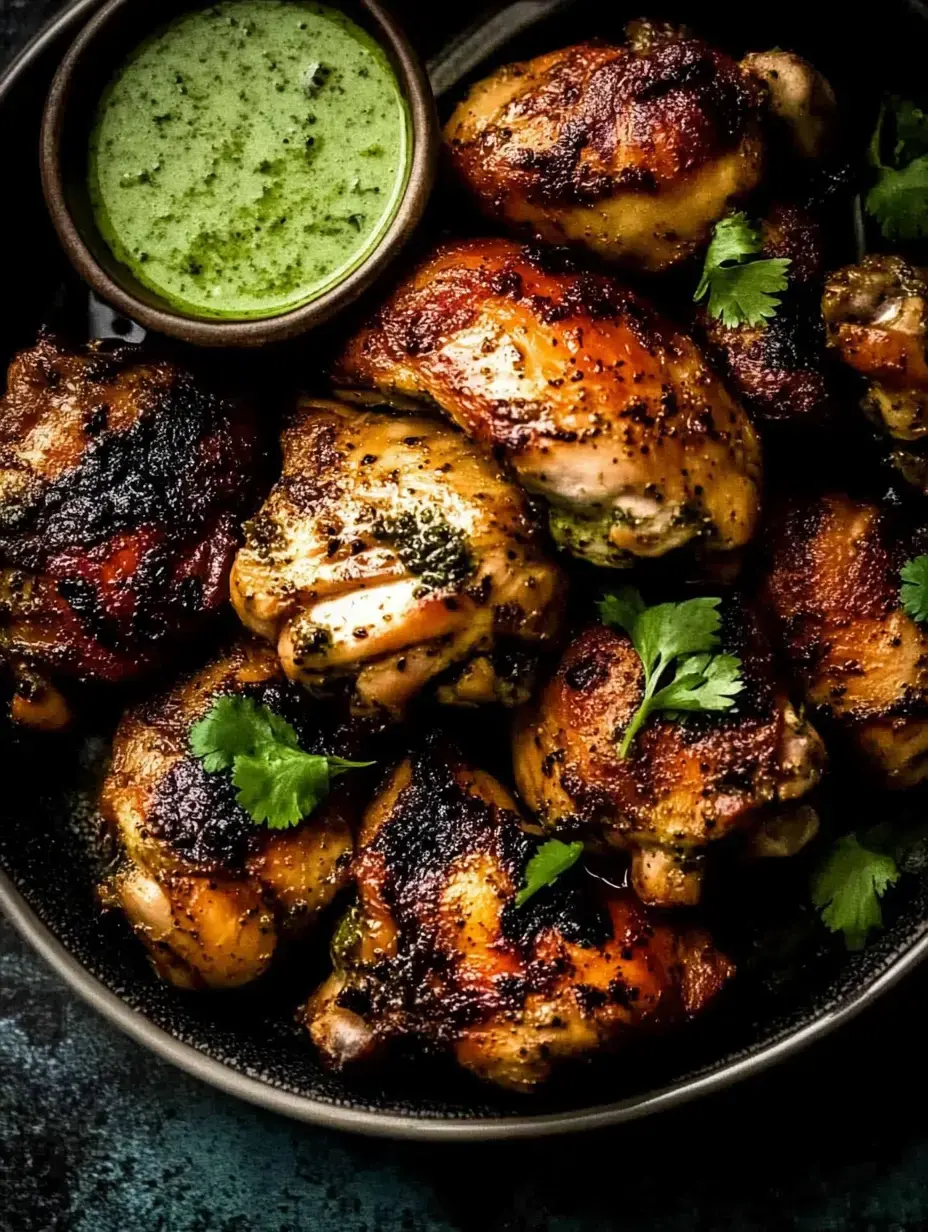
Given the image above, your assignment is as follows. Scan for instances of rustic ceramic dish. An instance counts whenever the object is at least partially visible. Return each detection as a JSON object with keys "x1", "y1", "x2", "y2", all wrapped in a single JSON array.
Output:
[
  {"x1": 3, "y1": 0, "x2": 928, "y2": 1140},
  {"x1": 39, "y1": 0, "x2": 438, "y2": 347}
]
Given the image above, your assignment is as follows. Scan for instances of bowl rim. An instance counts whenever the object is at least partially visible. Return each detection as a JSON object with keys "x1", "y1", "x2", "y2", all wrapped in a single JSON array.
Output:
[
  {"x1": 7, "y1": 0, "x2": 928, "y2": 1143},
  {"x1": 38, "y1": 0, "x2": 439, "y2": 347}
]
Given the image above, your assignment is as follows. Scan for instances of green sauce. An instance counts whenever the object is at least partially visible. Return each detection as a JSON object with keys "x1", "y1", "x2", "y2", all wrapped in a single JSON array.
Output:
[{"x1": 88, "y1": 0, "x2": 410, "y2": 320}]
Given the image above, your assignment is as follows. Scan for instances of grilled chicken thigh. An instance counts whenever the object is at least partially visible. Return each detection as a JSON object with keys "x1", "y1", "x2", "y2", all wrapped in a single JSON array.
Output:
[
  {"x1": 230, "y1": 397, "x2": 564, "y2": 718},
  {"x1": 823, "y1": 255, "x2": 928, "y2": 442},
  {"x1": 443, "y1": 23, "x2": 765, "y2": 271},
  {"x1": 0, "y1": 335, "x2": 263, "y2": 728},
  {"x1": 100, "y1": 640, "x2": 355, "y2": 989},
  {"x1": 513, "y1": 598, "x2": 824, "y2": 907},
  {"x1": 762, "y1": 491, "x2": 928, "y2": 787},
  {"x1": 305, "y1": 738, "x2": 733, "y2": 1092},
  {"x1": 700, "y1": 202, "x2": 833, "y2": 425},
  {"x1": 335, "y1": 238, "x2": 762, "y2": 568}
]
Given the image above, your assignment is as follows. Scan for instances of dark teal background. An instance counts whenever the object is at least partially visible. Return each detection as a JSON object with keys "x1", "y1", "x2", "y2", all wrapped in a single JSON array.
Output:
[{"x1": 3, "y1": 4, "x2": 928, "y2": 1229}]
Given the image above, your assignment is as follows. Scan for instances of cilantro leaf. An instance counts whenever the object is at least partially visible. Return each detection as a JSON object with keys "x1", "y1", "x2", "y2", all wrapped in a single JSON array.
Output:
[
  {"x1": 866, "y1": 156, "x2": 928, "y2": 240},
  {"x1": 901, "y1": 554, "x2": 928, "y2": 624},
  {"x1": 651, "y1": 653, "x2": 744, "y2": 713},
  {"x1": 693, "y1": 213, "x2": 791, "y2": 328},
  {"x1": 632, "y1": 596, "x2": 723, "y2": 673},
  {"x1": 515, "y1": 838, "x2": 584, "y2": 908},
  {"x1": 704, "y1": 259, "x2": 792, "y2": 328},
  {"x1": 865, "y1": 97, "x2": 928, "y2": 241},
  {"x1": 694, "y1": 213, "x2": 762, "y2": 300},
  {"x1": 233, "y1": 745, "x2": 332, "y2": 829},
  {"x1": 599, "y1": 589, "x2": 745, "y2": 757},
  {"x1": 189, "y1": 695, "x2": 298, "y2": 771},
  {"x1": 190, "y1": 695, "x2": 372, "y2": 829},
  {"x1": 811, "y1": 834, "x2": 899, "y2": 950},
  {"x1": 596, "y1": 587, "x2": 645, "y2": 638}
]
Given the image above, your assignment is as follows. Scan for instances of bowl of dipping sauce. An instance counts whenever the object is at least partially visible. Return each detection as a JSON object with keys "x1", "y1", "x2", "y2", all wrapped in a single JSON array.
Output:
[{"x1": 41, "y1": 0, "x2": 438, "y2": 346}]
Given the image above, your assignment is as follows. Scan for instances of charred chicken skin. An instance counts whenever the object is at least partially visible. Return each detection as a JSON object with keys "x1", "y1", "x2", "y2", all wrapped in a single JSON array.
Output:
[
  {"x1": 335, "y1": 238, "x2": 762, "y2": 568},
  {"x1": 0, "y1": 335, "x2": 263, "y2": 729},
  {"x1": 762, "y1": 491, "x2": 928, "y2": 787},
  {"x1": 700, "y1": 202, "x2": 833, "y2": 425},
  {"x1": 513, "y1": 598, "x2": 824, "y2": 908},
  {"x1": 823, "y1": 255, "x2": 928, "y2": 441},
  {"x1": 100, "y1": 640, "x2": 355, "y2": 989},
  {"x1": 230, "y1": 397, "x2": 564, "y2": 718},
  {"x1": 443, "y1": 23, "x2": 765, "y2": 272},
  {"x1": 305, "y1": 738, "x2": 733, "y2": 1093}
]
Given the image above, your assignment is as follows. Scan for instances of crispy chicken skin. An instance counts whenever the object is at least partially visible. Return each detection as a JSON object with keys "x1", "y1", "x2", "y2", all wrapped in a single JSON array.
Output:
[
  {"x1": 230, "y1": 397, "x2": 564, "y2": 718},
  {"x1": 0, "y1": 335, "x2": 263, "y2": 728},
  {"x1": 100, "y1": 640, "x2": 354, "y2": 989},
  {"x1": 700, "y1": 202, "x2": 833, "y2": 425},
  {"x1": 335, "y1": 238, "x2": 762, "y2": 568},
  {"x1": 761, "y1": 491, "x2": 928, "y2": 787},
  {"x1": 304, "y1": 738, "x2": 733, "y2": 1092},
  {"x1": 443, "y1": 24, "x2": 765, "y2": 272},
  {"x1": 823, "y1": 256, "x2": 928, "y2": 441},
  {"x1": 513, "y1": 599, "x2": 824, "y2": 908}
]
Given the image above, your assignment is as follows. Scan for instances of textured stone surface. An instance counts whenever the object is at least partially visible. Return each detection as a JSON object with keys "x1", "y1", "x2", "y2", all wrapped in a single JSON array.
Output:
[{"x1": 4, "y1": 3, "x2": 928, "y2": 1229}]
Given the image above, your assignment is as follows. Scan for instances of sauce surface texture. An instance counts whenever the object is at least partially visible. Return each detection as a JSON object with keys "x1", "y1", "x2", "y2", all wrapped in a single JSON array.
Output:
[{"x1": 89, "y1": 0, "x2": 410, "y2": 319}]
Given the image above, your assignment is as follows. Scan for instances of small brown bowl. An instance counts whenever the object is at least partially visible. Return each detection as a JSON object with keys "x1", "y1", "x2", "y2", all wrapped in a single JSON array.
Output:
[{"x1": 40, "y1": 0, "x2": 438, "y2": 347}]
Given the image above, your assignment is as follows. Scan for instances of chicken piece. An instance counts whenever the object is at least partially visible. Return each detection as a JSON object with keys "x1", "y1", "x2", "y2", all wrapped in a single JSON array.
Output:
[
  {"x1": 99, "y1": 640, "x2": 355, "y2": 989},
  {"x1": 761, "y1": 490, "x2": 928, "y2": 787},
  {"x1": 304, "y1": 738, "x2": 733, "y2": 1093},
  {"x1": 0, "y1": 334, "x2": 263, "y2": 728},
  {"x1": 513, "y1": 597, "x2": 824, "y2": 908},
  {"x1": 230, "y1": 397, "x2": 564, "y2": 718},
  {"x1": 443, "y1": 25, "x2": 765, "y2": 272},
  {"x1": 699, "y1": 202, "x2": 833, "y2": 425},
  {"x1": 335, "y1": 238, "x2": 762, "y2": 569},
  {"x1": 741, "y1": 51, "x2": 837, "y2": 161},
  {"x1": 823, "y1": 255, "x2": 928, "y2": 441}
]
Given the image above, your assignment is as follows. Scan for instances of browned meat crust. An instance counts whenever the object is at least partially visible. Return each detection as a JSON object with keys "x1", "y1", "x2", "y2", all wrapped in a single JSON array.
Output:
[
  {"x1": 700, "y1": 202, "x2": 833, "y2": 425},
  {"x1": 304, "y1": 737, "x2": 733, "y2": 1092},
  {"x1": 0, "y1": 335, "x2": 264, "y2": 702},
  {"x1": 443, "y1": 29, "x2": 765, "y2": 271},
  {"x1": 513, "y1": 598, "x2": 824, "y2": 906},
  {"x1": 100, "y1": 639, "x2": 358, "y2": 989},
  {"x1": 335, "y1": 238, "x2": 762, "y2": 568},
  {"x1": 761, "y1": 490, "x2": 928, "y2": 786}
]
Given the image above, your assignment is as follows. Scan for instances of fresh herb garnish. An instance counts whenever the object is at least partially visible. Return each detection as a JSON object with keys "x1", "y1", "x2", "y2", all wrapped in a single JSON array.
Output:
[
  {"x1": 598, "y1": 588, "x2": 745, "y2": 758},
  {"x1": 866, "y1": 97, "x2": 928, "y2": 241},
  {"x1": 900, "y1": 554, "x2": 928, "y2": 624},
  {"x1": 190, "y1": 695, "x2": 372, "y2": 830},
  {"x1": 693, "y1": 213, "x2": 791, "y2": 328},
  {"x1": 515, "y1": 838, "x2": 584, "y2": 908},
  {"x1": 811, "y1": 833, "x2": 900, "y2": 950}
]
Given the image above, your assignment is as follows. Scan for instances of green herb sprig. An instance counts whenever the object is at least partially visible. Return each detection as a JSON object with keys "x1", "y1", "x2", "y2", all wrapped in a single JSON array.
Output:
[
  {"x1": 190, "y1": 695, "x2": 372, "y2": 829},
  {"x1": 515, "y1": 838, "x2": 584, "y2": 908},
  {"x1": 811, "y1": 833, "x2": 900, "y2": 951},
  {"x1": 693, "y1": 213, "x2": 791, "y2": 328},
  {"x1": 598, "y1": 588, "x2": 745, "y2": 758},
  {"x1": 900, "y1": 553, "x2": 928, "y2": 624},
  {"x1": 866, "y1": 97, "x2": 928, "y2": 241}
]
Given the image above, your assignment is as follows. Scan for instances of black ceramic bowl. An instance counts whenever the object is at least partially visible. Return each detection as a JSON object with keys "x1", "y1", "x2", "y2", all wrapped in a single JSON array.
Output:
[{"x1": 3, "y1": 0, "x2": 928, "y2": 1140}]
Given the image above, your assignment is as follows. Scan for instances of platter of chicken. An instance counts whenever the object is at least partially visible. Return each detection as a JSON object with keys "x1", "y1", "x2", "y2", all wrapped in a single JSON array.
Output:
[{"x1": 4, "y1": 0, "x2": 928, "y2": 1136}]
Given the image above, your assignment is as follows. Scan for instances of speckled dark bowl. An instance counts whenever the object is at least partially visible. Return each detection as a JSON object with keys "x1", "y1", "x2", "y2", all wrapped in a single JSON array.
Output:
[{"x1": 4, "y1": 0, "x2": 928, "y2": 1140}]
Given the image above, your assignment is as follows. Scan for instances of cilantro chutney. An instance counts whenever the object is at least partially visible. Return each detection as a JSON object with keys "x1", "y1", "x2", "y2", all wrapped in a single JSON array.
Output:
[{"x1": 88, "y1": 0, "x2": 411, "y2": 320}]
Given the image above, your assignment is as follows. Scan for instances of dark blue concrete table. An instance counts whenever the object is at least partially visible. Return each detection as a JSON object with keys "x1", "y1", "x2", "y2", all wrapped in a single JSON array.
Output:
[{"x1": 4, "y1": 5, "x2": 928, "y2": 1229}]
